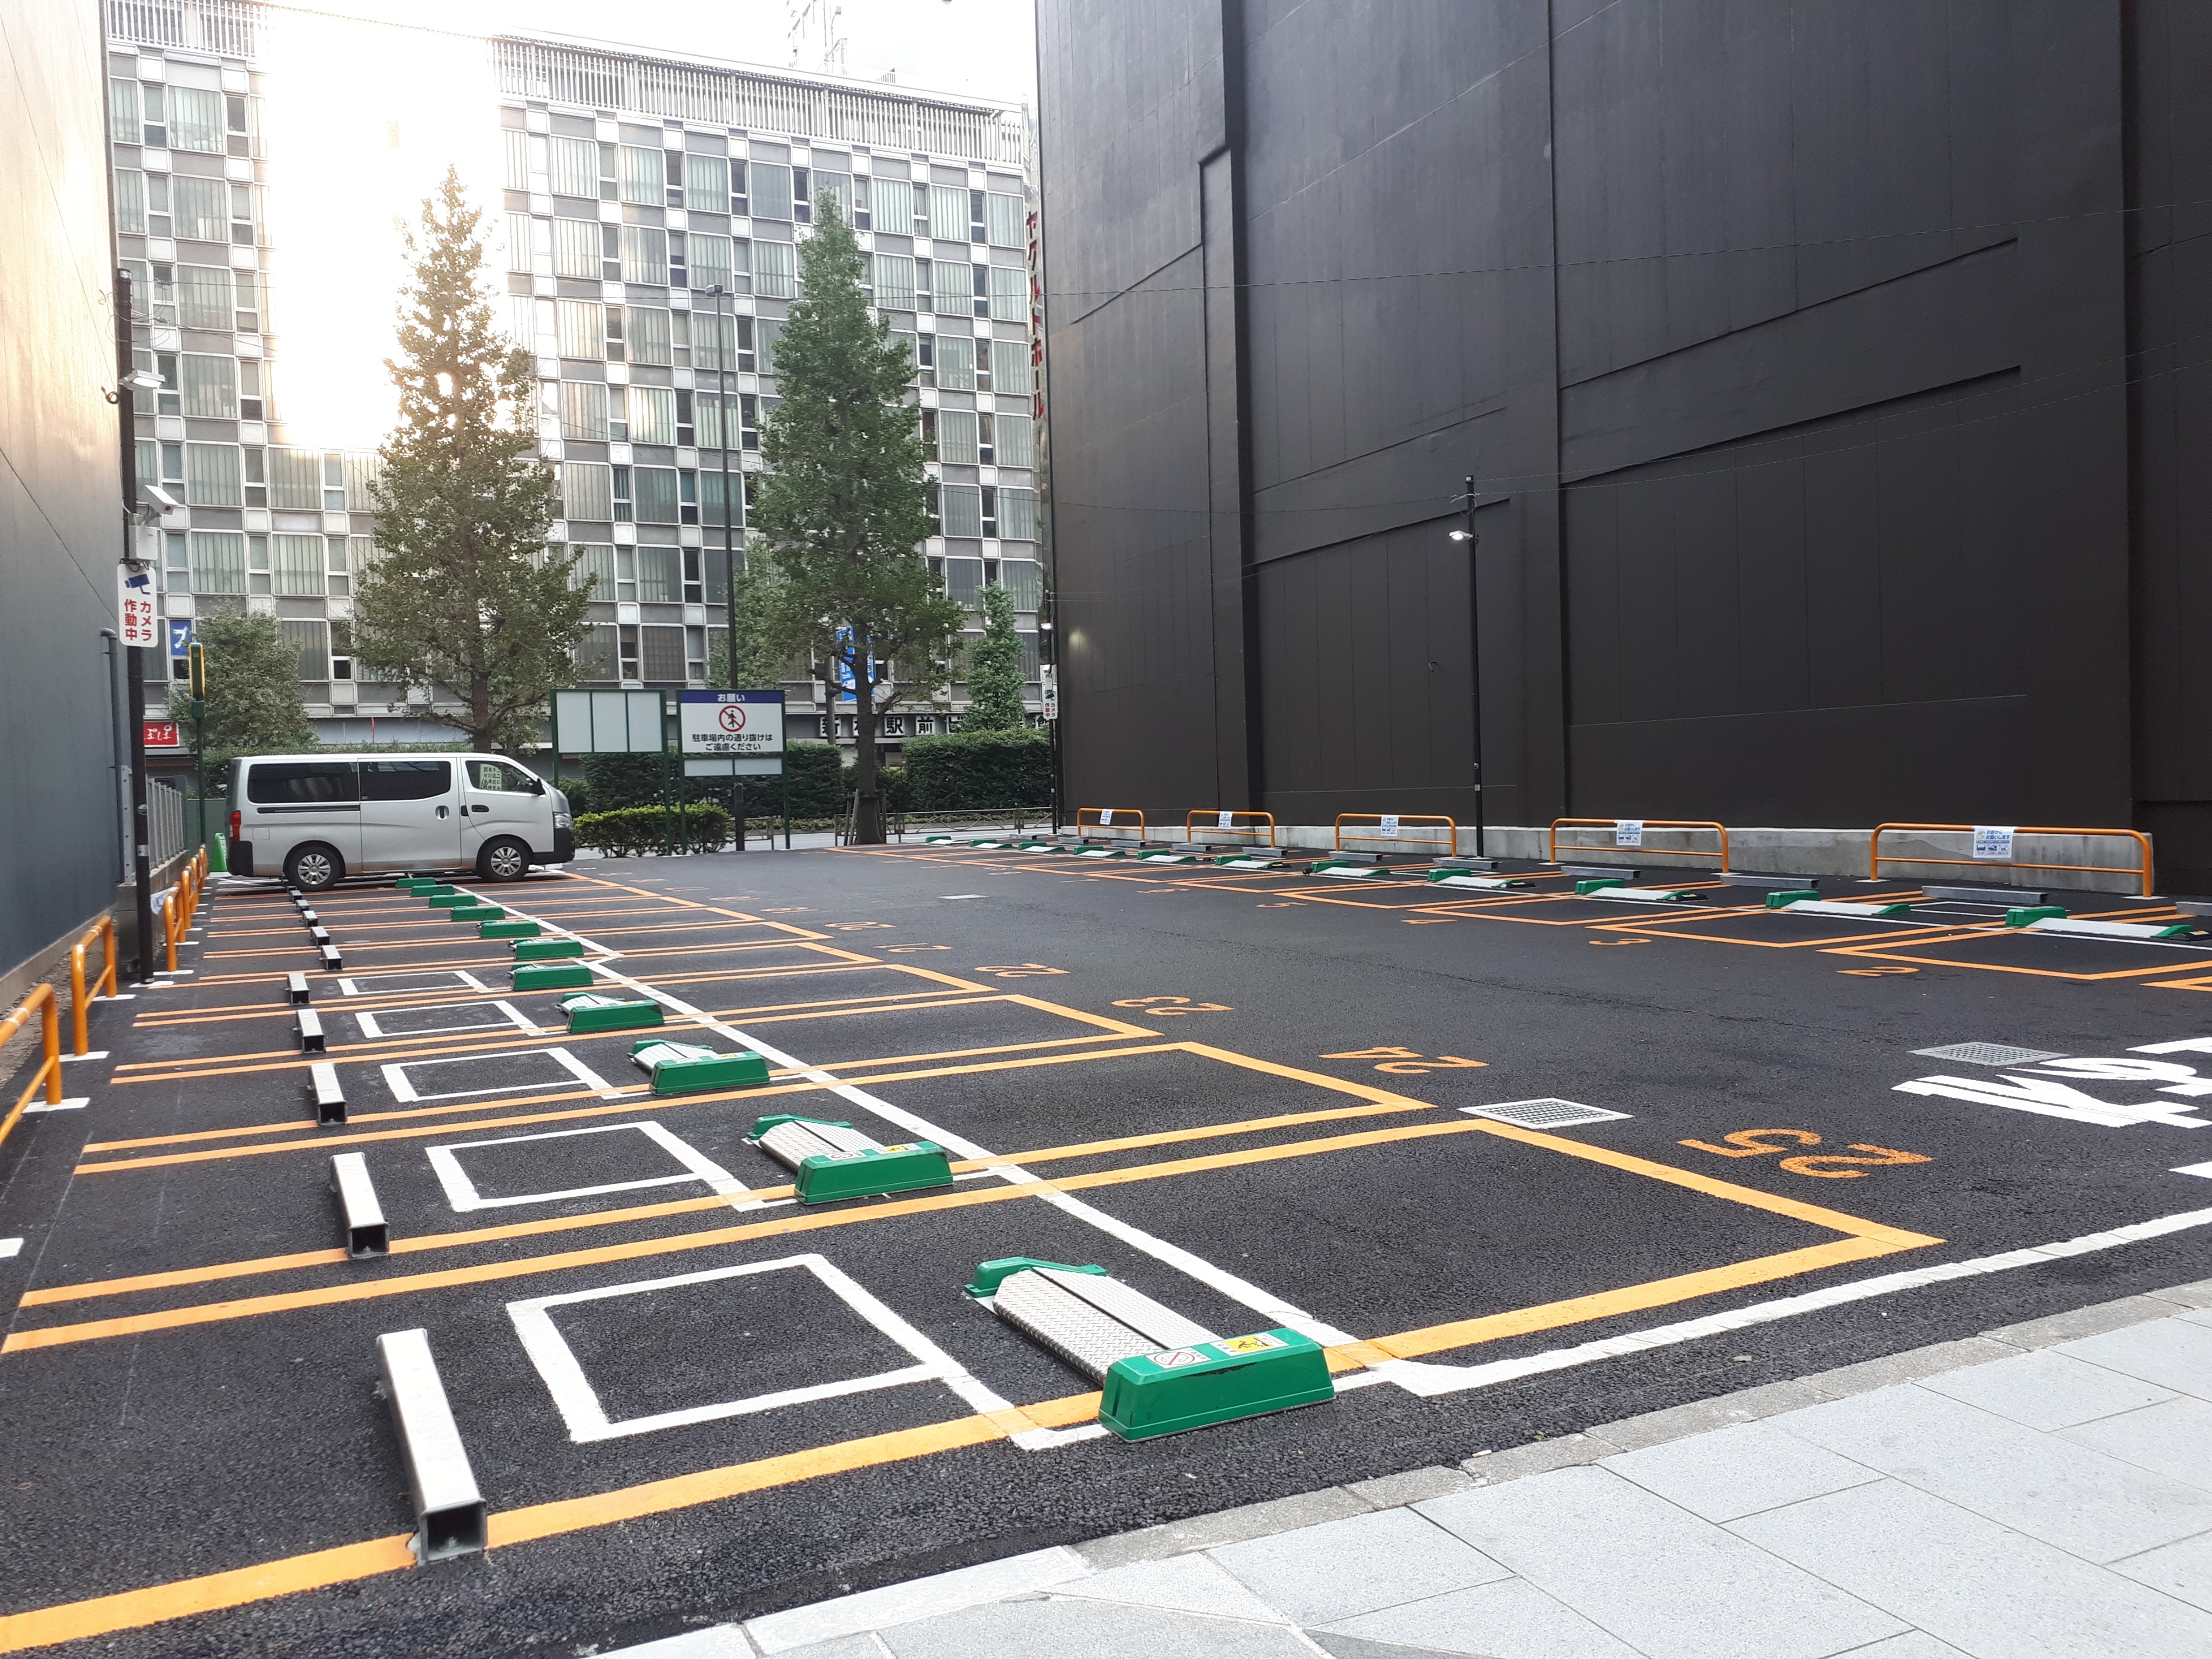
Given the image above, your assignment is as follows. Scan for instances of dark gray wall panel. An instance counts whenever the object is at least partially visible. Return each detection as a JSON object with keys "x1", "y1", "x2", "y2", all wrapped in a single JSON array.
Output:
[{"x1": 1, "y1": 5, "x2": 130, "y2": 980}]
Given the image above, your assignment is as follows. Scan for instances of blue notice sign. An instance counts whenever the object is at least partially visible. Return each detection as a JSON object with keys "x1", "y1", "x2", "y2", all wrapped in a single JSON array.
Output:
[{"x1": 168, "y1": 619, "x2": 194, "y2": 658}]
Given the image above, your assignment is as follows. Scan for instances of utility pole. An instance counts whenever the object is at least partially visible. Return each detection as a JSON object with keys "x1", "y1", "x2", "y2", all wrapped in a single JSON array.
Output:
[
  {"x1": 116, "y1": 268, "x2": 156, "y2": 981},
  {"x1": 1450, "y1": 476, "x2": 1485, "y2": 861}
]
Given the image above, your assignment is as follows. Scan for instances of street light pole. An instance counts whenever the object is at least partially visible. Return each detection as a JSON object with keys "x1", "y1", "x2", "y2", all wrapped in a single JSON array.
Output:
[
  {"x1": 1449, "y1": 476, "x2": 1485, "y2": 861},
  {"x1": 116, "y1": 267, "x2": 156, "y2": 980},
  {"x1": 706, "y1": 284, "x2": 741, "y2": 846}
]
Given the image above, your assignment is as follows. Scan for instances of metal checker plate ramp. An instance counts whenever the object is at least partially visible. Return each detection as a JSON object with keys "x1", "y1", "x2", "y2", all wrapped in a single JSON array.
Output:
[
  {"x1": 1911, "y1": 1042, "x2": 2068, "y2": 1068},
  {"x1": 1462, "y1": 1098, "x2": 1632, "y2": 1129},
  {"x1": 759, "y1": 1120, "x2": 882, "y2": 1166},
  {"x1": 992, "y1": 1269, "x2": 1218, "y2": 1383}
]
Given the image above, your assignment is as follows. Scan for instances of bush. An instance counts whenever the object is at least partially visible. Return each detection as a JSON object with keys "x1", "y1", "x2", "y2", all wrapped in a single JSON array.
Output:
[
  {"x1": 903, "y1": 729, "x2": 1052, "y2": 811},
  {"x1": 571, "y1": 803, "x2": 733, "y2": 857},
  {"x1": 581, "y1": 752, "x2": 668, "y2": 812},
  {"x1": 782, "y1": 743, "x2": 845, "y2": 818}
]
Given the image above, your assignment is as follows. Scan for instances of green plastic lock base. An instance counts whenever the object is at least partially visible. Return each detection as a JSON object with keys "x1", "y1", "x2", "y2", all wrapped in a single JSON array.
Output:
[
  {"x1": 2007, "y1": 905, "x2": 2069, "y2": 928},
  {"x1": 1764, "y1": 889, "x2": 1823, "y2": 908},
  {"x1": 514, "y1": 938, "x2": 584, "y2": 960},
  {"x1": 794, "y1": 1141, "x2": 953, "y2": 1204},
  {"x1": 514, "y1": 962, "x2": 594, "y2": 990},
  {"x1": 427, "y1": 893, "x2": 473, "y2": 908},
  {"x1": 631, "y1": 1038, "x2": 771, "y2": 1094},
  {"x1": 560, "y1": 992, "x2": 663, "y2": 1034},
  {"x1": 964, "y1": 1257, "x2": 1105, "y2": 1299},
  {"x1": 1099, "y1": 1328, "x2": 1336, "y2": 1441},
  {"x1": 453, "y1": 905, "x2": 504, "y2": 922},
  {"x1": 481, "y1": 919, "x2": 540, "y2": 939}
]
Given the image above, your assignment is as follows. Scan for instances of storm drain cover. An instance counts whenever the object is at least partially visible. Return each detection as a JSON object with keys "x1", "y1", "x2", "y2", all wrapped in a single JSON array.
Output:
[
  {"x1": 1910, "y1": 1043, "x2": 2067, "y2": 1067},
  {"x1": 1461, "y1": 1098, "x2": 1631, "y2": 1129}
]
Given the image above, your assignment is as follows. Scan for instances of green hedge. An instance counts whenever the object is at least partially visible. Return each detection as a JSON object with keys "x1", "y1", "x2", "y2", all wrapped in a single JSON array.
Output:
[
  {"x1": 902, "y1": 730, "x2": 1052, "y2": 811},
  {"x1": 572, "y1": 804, "x2": 733, "y2": 857},
  {"x1": 782, "y1": 743, "x2": 845, "y2": 818}
]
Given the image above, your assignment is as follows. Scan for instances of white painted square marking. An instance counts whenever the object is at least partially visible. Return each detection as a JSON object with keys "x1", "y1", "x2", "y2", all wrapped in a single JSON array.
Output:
[
  {"x1": 507, "y1": 1253, "x2": 987, "y2": 1442},
  {"x1": 338, "y1": 969, "x2": 490, "y2": 998},
  {"x1": 426, "y1": 1120, "x2": 742, "y2": 1212},
  {"x1": 353, "y1": 999, "x2": 539, "y2": 1042},
  {"x1": 381, "y1": 1046, "x2": 616, "y2": 1104}
]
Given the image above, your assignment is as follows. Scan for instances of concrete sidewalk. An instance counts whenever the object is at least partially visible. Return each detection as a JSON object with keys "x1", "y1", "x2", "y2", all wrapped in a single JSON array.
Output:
[{"x1": 610, "y1": 1278, "x2": 2212, "y2": 1659}]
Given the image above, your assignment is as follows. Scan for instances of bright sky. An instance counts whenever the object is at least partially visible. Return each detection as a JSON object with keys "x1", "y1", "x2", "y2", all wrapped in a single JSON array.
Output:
[{"x1": 258, "y1": 0, "x2": 1035, "y2": 448}]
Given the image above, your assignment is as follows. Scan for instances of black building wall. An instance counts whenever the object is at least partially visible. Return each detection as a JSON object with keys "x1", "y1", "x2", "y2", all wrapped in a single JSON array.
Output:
[
  {"x1": 1040, "y1": 0, "x2": 2212, "y2": 885},
  {"x1": 0, "y1": 1, "x2": 132, "y2": 990}
]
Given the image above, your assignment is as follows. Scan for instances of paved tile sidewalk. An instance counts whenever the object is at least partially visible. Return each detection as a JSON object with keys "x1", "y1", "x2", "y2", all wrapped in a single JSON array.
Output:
[{"x1": 610, "y1": 1279, "x2": 2212, "y2": 1658}]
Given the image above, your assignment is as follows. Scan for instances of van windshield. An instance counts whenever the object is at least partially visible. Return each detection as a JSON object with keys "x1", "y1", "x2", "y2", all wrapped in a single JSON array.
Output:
[{"x1": 246, "y1": 762, "x2": 360, "y2": 804}]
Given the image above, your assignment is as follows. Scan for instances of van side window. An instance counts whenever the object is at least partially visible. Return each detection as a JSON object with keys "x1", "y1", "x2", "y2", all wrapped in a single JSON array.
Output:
[
  {"x1": 246, "y1": 762, "x2": 360, "y2": 803},
  {"x1": 360, "y1": 761, "x2": 452, "y2": 800},
  {"x1": 467, "y1": 760, "x2": 540, "y2": 794}
]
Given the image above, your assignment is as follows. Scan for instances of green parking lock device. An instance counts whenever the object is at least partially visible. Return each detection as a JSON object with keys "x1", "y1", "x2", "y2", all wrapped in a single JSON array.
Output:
[
  {"x1": 630, "y1": 1039, "x2": 771, "y2": 1095},
  {"x1": 559, "y1": 992, "x2": 664, "y2": 1034},
  {"x1": 480, "y1": 919, "x2": 540, "y2": 939},
  {"x1": 452, "y1": 905, "x2": 504, "y2": 923},
  {"x1": 513, "y1": 937, "x2": 585, "y2": 960},
  {"x1": 512, "y1": 961, "x2": 594, "y2": 990},
  {"x1": 748, "y1": 1114, "x2": 954, "y2": 1202}
]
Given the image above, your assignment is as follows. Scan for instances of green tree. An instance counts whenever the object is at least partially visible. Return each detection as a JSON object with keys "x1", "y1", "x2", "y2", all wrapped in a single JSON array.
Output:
[
  {"x1": 750, "y1": 198, "x2": 964, "y2": 843},
  {"x1": 961, "y1": 583, "x2": 1027, "y2": 731},
  {"x1": 704, "y1": 559, "x2": 791, "y2": 689},
  {"x1": 166, "y1": 609, "x2": 317, "y2": 785},
  {"x1": 355, "y1": 168, "x2": 589, "y2": 753}
]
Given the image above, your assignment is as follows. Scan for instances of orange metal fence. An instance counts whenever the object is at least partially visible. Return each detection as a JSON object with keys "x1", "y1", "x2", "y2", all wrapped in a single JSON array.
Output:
[
  {"x1": 1549, "y1": 818, "x2": 1730, "y2": 870},
  {"x1": 1334, "y1": 814, "x2": 1458, "y2": 858},
  {"x1": 1870, "y1": 824, "x2": 2155, "y2": 898},
  {"x1": 68, "y1": 918, "x2": 117, "y2": 1056},
  {"x1": 0, "y1": 983, "x2": 64, "y2": 1152},
  {"x1": 1076, "y1": 807, "x2": 1148, "y2": 842},
  {"x1": 160, "y1": 847, "x2": 208, "y2": 973},
  {"x1": 1185, "y1": 810, "x2": 1277, "y2": 848}
]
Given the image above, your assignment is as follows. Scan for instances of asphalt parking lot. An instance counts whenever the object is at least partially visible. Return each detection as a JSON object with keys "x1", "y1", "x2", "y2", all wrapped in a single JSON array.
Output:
[{"x1": 4, "y1": 841, "x2": 2211, "y2": 1657}]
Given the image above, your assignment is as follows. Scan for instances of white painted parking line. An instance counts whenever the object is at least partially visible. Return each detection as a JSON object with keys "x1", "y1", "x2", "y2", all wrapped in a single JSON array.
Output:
[
  {"x1": 426, "y1": 1121, "x2": 746, "y2": 1212},
  {"x1": 0, "y1": 1238, "x2": 22, "y2": 1259},
  {"x1": 380, "y1": 1046, "x2": 617, "y2": 1104},
  {"x1": 338, "y1": 970, "x2": 485, "y2": 998},
  {"x1": 508, "y1": 1252, "x2": 1017, "y2": 1442},
  {"x1": 353, "y1": 999, "x2": 541, "y2": 1042}
]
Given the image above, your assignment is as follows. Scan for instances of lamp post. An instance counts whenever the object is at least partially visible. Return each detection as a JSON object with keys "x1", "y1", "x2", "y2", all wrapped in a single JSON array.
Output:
[
  {"x1": 1447, "y1": 476, "x2": 1485, "y2": 861},
  {"x1": 704, "y1": 283, "x2": 743, "y2": 846}
]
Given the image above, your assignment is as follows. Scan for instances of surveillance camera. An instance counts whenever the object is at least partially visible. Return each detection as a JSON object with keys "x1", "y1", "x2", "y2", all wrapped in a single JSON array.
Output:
[{"x1": 143, "y1": 484, "x2": 181, "y2": 512}]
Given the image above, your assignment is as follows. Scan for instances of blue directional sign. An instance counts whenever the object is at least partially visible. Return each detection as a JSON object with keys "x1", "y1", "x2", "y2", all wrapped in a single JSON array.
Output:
[{"x1": 167, "y1": 619, "x2": 193, "y2": 658}]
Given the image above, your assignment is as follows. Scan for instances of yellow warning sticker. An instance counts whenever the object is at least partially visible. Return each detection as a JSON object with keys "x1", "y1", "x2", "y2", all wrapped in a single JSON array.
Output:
[{"x1": 1215, "y1": 1333, "x2": 1287, "y2": 1355}]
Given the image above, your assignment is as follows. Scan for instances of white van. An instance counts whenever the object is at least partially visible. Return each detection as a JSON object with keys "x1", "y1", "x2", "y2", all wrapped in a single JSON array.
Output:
[{"x1": 227, "y1": 754, "x2": 574, "y2": 892}]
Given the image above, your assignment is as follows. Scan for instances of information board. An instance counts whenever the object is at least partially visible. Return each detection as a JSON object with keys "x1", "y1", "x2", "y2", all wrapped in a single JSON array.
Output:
[
  {"x1": 118, "y1": 568, "x2": 159, "y2": 649},
  {"x1": 551, "y1": 690, "x2": 665, "y2": 754},
  {"x1": 679, "y1": 690, "x2": 785, "y2": 776}
]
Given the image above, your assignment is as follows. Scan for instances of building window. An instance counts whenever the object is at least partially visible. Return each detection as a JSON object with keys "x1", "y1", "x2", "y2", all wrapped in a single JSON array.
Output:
[
  {"x1": 940, "y1": 485, "x2": 983, "y2": 539},
  {"x1": 872, "y1": 253, "x2": 916, "y2": 313},
  {"x1": 937, "y1": 408, "x2": 979, "y2": 464},
  {"x1": 562, "y1": 462, "x2": 614, "y2": 522},
  {"x1": 190, "y1": 530, "x2": 246, "y2": 592},
  {"x1": 754, "y1": 317, "x2": 780, "y2": 374},
  {"x1": 996, "y1": 412, "x2": 1034, "y2": 467},
  {"x1": 280, "y1": 618, "x2": 330, "y2": 680},
  {"x1": 560, "y1": 380, "x2": 608, "y2": 442},
  {"x1": 926, "y1": 259, "x2": 966, "y2": 315},
  {"x1": 271, "y1": 534, "x2": 325, "y2": 596},
  {"x1": 329, "y1": 619, "x2": 354, "y2": 679},
  {"x1": 606, "y1": 305, "x2": 626, "y2": 362},
  {"x1": 110, "y1": 77, "x2": 140, "y2": 144},
  {"x1": 683, "y1": 152, "x2": 728, "y2": 212},
  {"x1": 628, "y1": 384, "x2": 677, "y2": 446},
  {"x1": 690, "y1": 232, "x2": 733, "y2": 293},
  {"x1": 618, "y1": 146, "x2": 664, "y2": 206},
  {"x1": 572, "y1": 544, "x2": 616, "y2": 601},
  {"x1": 989, "y1": 265, "x2": 1026, "y2": 322},
  {"x1": 234, "y1": 269, "x2": 262, "y2": 332},
  {"x1": 813, "y1": 170, "x2": 853, "y2": 222},
  {"x1": 986, "y1": 192, "x2": 1024, "y2": 248},
  {"x1": 550, "y1": 135, "x2": 597, "y2": 198},
  {"x1": 628, "y1": 306, "x2": 673, "y2": 366},
  {"x1": 503, "y1": 129, "x2": 531, "y2": 191},
  {"x1": 1000, "y1": 487, "x2": 1038, "y2": 541},
  {"x1": 641, "y1": 624, "x2": 686, "y2": 681},
  {"x1": 178, "y1": 353, "x2": 235, "y2": 418},
  {"x1": 944, "y1": 554, "x2": 983, "y2": 610},
  {"x1": 577, "y1": 623, "x2": 619, "y2": 681},
  {"x1": 619, "y1": 224, "x2": 668, "y2": 285},
  {"x1": 551, "y1": 215, "x2": 598, "y2": 280},
  {"x1": 1003, "y1": 558, "x2": 1042, "y2": 610},
  {"x1": 268, "y1": 448, "x2": 318, "y2": 510},
  {"x1": 632, "y1": 466, "x2": 679, "y2": 524},
  {"x1": 556, "y1": 299, "x2": 605, "y2": 359},
  {"x1": 928, "y1": 185, "x2": 967, "y2": 241},
  {"x1": 611, "y1": 466, "x2": 634, "y2": 522},
  {"x1": 174, "y1": 264, "x2": 231, "y2": 330},
  {"x1": 327, "y1": 535, "x2": 352, "y2": 596},
  {"x1": 169, "y1": 176, "x2": 225, "y2": 242},
  {"x1": 240, "y1": 444, "x2": 266, "y2": 506},
  {"x1": 168, "y1": 86, "x2": 224, "y2": 153},
  {"x1": 505, "y1": 212, "x2": 534, "y2": 274},
  {"x1": 933, "y1": 334, "x2": 975, "y2": 390},
  {"x1": 754, "y1": 240, "x2": 797, "y2": 300},
  {"x1": 992, "y1": 338, "x2": 1033, "y2": 395},
  {"x1": 981, "y1": 486, "x2": 998, "y2": 536},
  {"x1": 245, "y1": 532, "x2": 269, "y2": 594},
  {"x1": 979, "y1": 413, "x2": 996, "y2": 464},
  {"x1": 637, "y1": 544, "x2": 682, "y2": 602},
  {"x1": 750, "y1": 162, "x2": 793, "y2": 221},
  {"x1": 184, "y1": 442, "x2": 240, "y2": 506},
  {"x1": 872, "y1": 176, "x2": 915, "y2": 229}
]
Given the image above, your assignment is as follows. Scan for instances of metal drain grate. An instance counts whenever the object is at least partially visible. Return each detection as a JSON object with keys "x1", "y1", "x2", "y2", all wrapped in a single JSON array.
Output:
[
  {"x1": 1461, "y1": 1098, "x2": 1631, "y2": 1129},
  {"x1": 1910, "y1": 1042, "x2": 2067, "y2": 1068}
]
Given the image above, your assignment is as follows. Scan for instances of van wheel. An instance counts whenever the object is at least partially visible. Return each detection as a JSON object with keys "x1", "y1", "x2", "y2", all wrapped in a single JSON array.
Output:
[
  {"x1": 479, "y1": 837, "x2": 532, "y2": 881},
  {"x1": 285, "y1": 844, "x2": 343, "y2": 892}
]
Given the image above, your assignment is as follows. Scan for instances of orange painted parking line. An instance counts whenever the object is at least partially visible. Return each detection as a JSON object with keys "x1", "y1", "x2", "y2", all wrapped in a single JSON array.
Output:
[{"x1": 37, "y1": 1095, "x2": 1440, "y2": 1305}]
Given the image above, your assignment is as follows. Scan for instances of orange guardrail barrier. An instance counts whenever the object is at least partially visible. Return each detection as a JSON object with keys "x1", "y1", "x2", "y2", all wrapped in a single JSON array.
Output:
[
  {"x1": 1185, "y1": 810, "x2": 1277, "y2": 848},
  {"x1": 1335, "y1": 814, "x2": 1458, "y2": 858},
  {"x1": 1870, "y1": 824, "x2": 2155, "y2": 898},
  {"x1": 68, "y1": 917, "x2": 117, "y2": 1056},
  {"x1": 160, "y1": 847, "x2": 209, "y2": 973},
  {"x1": 1077, "y1": 807, "x2": 1148, "y2": 842},
  {"x1": 1550, "y1": 818, "x2": 1730, "y2": 870},
  {"x1": 1, "y1": 982, "x2": 64, "y2": 1151}
]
